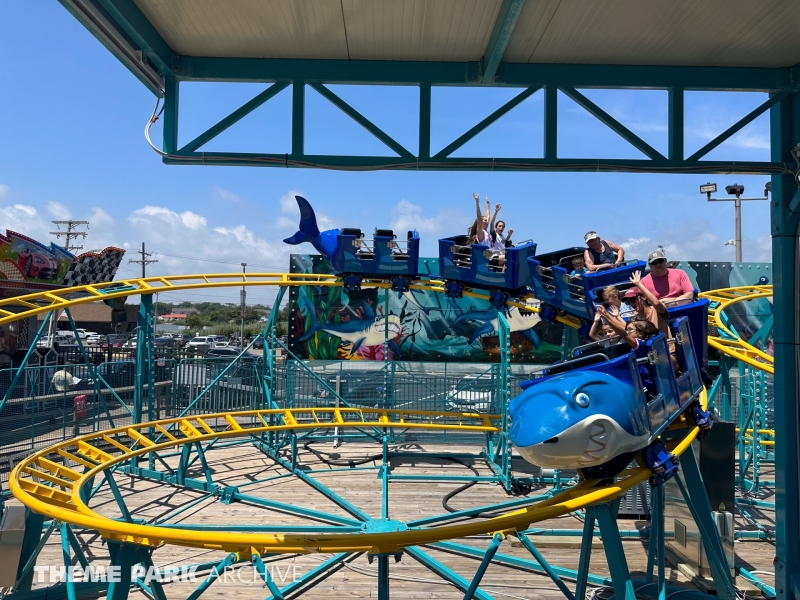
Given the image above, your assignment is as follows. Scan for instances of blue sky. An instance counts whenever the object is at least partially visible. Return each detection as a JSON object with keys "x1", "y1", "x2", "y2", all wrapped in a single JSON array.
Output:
[{"x1": 0, "y1": 3, "x2": 775, "y2": 305}]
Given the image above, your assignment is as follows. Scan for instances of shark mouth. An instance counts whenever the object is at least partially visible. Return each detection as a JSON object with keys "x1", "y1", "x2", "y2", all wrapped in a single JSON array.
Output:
[
  {"x1": 576, "y1": 421, "x2": 611, "y2": 466},
  {"x1": 514, "y1": 415, "x2": 649, "y2": 469},
  {"x1": 374, "y1": 321, "x2": 401, "y2": 336}
]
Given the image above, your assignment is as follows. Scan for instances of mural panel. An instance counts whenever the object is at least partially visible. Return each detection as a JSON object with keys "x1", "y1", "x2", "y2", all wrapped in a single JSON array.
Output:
[
  {"x1": 0, "y1": 230, "x2": 124, "y2": 296},
  {"x1": 288, "y1": 254, "x2": 563, "y2": 364}
]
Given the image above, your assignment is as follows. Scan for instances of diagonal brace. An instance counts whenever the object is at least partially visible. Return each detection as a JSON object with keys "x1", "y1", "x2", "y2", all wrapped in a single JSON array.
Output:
[
  {"x1": 435, "y1": 86, "x2": 540, "y2": 158},
  {"x1": 308, "y1": 83, "x2": 414, "y2": 157},
  {"x1": 688, "y1": 91, "x2": 789, "y2": 161},
  {"x1": 180, "y1": 82, "x2": 290, "y2": 152},
  {"x1": 560, "y1": 86, "x2": 666, "y2": 160}
]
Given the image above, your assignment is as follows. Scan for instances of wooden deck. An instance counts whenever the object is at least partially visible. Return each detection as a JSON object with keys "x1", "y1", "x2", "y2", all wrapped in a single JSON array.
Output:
[{"x1": 9, "y1": 438, "x2": 776, "y2": 599}]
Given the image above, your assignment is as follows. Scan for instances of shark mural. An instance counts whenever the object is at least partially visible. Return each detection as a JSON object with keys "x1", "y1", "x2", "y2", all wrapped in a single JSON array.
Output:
[{"x1": 288, "y1": 254, "x2": 563, "y2": 363}]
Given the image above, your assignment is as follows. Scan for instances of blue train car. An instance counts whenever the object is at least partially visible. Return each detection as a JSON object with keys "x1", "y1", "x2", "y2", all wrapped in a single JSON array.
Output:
[
  {"x1": 438, "y1": 236, "x2": 537, "y2": 304},
  {"x1": 666, "y1": 298, "x2": 709, "y2": 368},
  {"x1": 510, "y1": 310, "x2": 710, "y2": 484},
  {"x1": 528, "y1": 247, "x2": 647, "y2": 321},
  {"x1": 332, "y1": 228, "x2": 420, "y2": 291}
]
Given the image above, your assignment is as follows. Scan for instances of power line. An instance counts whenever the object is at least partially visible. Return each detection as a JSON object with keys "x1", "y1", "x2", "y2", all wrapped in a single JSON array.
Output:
[
  {"x1": 50, "y1": 220, "x2": 89, "y2": 253},
  {"x1": 129, "y1": 242, "x2": 158, "y2": 278},
  {"x1": 153, "y1": 251, "x2": 286, "y2": 270}
]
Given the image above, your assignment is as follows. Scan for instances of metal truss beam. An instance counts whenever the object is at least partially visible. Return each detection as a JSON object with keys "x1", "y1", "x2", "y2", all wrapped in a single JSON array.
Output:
[
  {"x1": 560, "y1": 85, "x2": 666, "y2": 160},
  {"x1": 481, "y1": 0, "x2": 526, "y2": 84},
  {"x1": 174, "y1": 57, "x2": 793, "y2": 92},
  {"x1": 159, "y1": 77, "x2": 795, "y2": 173},
  {"x1": 57, "y1": 0, "x2": 165, "y2": 95},
  {"x1": 94, "y1": 0, "x2": 173, "y2": 76}
]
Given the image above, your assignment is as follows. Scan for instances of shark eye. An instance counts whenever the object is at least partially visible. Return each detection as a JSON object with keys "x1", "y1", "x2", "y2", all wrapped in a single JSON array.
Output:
[{"x1": 575, "y1": 392, "x2": 590, "y2": 408}]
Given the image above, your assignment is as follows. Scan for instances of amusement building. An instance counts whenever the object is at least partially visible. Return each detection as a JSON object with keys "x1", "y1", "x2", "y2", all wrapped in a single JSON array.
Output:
[{"x1": 0, "y1": 3, "x2": 798, "y2": 600}]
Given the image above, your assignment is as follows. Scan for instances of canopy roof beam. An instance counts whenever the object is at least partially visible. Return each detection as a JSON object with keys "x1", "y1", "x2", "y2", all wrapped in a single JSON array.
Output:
[
  {"x1": 481, "y1": 0, "x2": 527, "y2": 84},
  {"x1": 174, "y1": 57, "x2": 794, "y2": 92}
]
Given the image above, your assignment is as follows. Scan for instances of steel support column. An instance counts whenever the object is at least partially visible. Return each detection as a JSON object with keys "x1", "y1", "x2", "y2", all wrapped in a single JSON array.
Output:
[
  {"x1": 769, "y1": 89, "x2": 800, "y2": 600},
  {"x1": 133, "y1": 294, "x2": 153, "y2": 425}
]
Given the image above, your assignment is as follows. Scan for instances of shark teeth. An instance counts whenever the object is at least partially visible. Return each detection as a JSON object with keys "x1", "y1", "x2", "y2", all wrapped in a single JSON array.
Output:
[
  {"x1": 374, "y1": 322, "x2": 401, "y2": 335},
  {"x1": 581, "y1": 422, "x2": 608, "y2": 462}
]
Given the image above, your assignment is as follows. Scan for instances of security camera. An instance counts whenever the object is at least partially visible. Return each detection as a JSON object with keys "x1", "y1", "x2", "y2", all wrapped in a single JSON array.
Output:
[
  {"x1": 725, "y1": 184, "x2": 745, "y2": 196},
  {"x1": 764, "y1": 182, "x2": 771, "y2": 197}
]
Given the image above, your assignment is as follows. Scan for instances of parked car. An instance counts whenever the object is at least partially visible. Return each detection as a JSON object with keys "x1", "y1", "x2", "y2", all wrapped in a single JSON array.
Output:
[
  {"x1": 75, "y1": 361, "x2": 137, "y2": 390},
  {"x1": 36, "y1": 334, "x2": 78, "y2": 348},
  {"x1": 85, "y1": 333, "x2": 103, "y2": 346},
  {"x1": 252, "y1": 335, "x2": 265, "y2": 349},
  {"x1": 187, "y1": 336, "x2": 216, "y2": 349},
  {"x1": 206, "y1": 347, "x2": 260, "y2": 360},
  {"x1": 75, "y1": 329, "x2": 97, "y2": 340},
  {"x1": 101, "y1": 334, "x2": 128, "y2": 350},
  {"x1": 176, "y1": 334, "x2": 192, "y2": 347},
  {"x1": 153, "y1": 336, "x2": 177, "y2": 349}
]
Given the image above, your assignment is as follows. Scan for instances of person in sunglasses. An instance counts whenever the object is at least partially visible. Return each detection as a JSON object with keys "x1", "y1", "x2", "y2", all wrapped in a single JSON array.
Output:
[
  {"x1": 640, "y1": 248, "x2": 694, "y2": 305},
  {"x1": 622, "y1": 271, "x2": 679, "y2": 370}
]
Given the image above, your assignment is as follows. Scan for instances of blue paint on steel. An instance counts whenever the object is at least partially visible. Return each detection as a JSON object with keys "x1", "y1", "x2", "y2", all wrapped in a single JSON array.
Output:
[
  {"x1": 516, "y1": 533, "x2": 576, "y2": 599},
  {"x1": 404, "y1": 547, "x2": 493, "y2": 600},
  {"x1": 594, "y1": 503, "x2": 637, "y2": 600},
  {"x1": 463, "y1": 533, "x2": 503, "y2": 600},
  {"x1": 59, "y1": 523, "x2": 77, "y2": 600}
]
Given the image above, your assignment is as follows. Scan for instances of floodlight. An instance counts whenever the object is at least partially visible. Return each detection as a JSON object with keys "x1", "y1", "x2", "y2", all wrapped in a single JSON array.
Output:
[
  {"x1": 725, "y1": 184, "x2": 745, "y2": 196},
  {"x1": 700, "y1": 183, "x2": 717, "y2": 195}
]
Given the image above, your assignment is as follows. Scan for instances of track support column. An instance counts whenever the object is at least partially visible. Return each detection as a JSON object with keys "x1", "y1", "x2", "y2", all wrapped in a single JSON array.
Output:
[{"x1": 770, "y1": 90, "x2": 800, "y2": 600}]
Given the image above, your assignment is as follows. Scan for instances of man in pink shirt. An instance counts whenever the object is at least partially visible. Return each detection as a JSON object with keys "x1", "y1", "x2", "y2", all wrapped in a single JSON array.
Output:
[{"x1": 640, "y1": 248, "x2": 695, "y2": 305}]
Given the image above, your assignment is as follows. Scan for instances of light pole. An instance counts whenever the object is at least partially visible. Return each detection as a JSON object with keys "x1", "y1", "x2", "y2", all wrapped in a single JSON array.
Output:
[
  {"x1": 701, "y1": 182, "x2": 770, "y2": 262},
  {"x1": 240, "y1": 263, "x2": 247, "y2": 348}
]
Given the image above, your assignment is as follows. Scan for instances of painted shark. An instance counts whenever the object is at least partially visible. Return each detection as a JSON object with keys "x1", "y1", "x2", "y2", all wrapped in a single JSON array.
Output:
[
  {"x1": 283, "y1": 195, "x2": 341, "y2": 258},
  {"x1": 452, "y1": 306, "x2": 541, "y2": 347},
  {"x1": 298, "y1": 297, "x2": 402, "y2": 355},
  {"x1": 508, "y1": 370, "x2": 650, "y2": 469}
]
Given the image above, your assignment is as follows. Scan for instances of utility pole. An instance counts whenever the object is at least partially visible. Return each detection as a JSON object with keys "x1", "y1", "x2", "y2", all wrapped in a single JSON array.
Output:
[
  {"x1": 240, "y1": 263, "x2": 247, "y2": 349},
  {"x1": 50, "y1": 220, "x2": 89, "y2": 253},
  {"x1": 129, "y1": 242, "x2": 158, "y2": 278}
]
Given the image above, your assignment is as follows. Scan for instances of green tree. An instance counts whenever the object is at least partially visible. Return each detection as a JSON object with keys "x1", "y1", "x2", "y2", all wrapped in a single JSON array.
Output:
[{"x1": 184, "y1": 314, "x2": 204, "y2": 331}]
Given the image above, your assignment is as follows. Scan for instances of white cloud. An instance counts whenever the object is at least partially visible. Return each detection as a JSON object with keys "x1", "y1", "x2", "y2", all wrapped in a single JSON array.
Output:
[
  {"x1": 275, "y1": 216, "x2": 296, "y2": 229},
  {"x1": 47, "y1": 201, "x2": 71, "y2": 220},
  {"x1": 279, "y1": 191, "x2": 302, "y2": 215},
  {"x1": 617, "y1": 219, "x2": 771, "y2": 262},
  {"x1": 0, "y1": 204, "x2": 51, "y2": 240},
  {"x1": 87, "y1": 207, "x2": 114, "y2": 229},
  {"x1": 127, "y1": 205, "x2": 290, "y2": 276},
  {"x1": 212, "y1": 186, "x2": 241, "y2": 202},
  {"x1": 0, "y1": 184, "x2": 10, "y2": 199},
  {"x1": 277, "y1": 191, "x2": 337, "y2": 229},
  {"x1": 687, "y1": 104, "x2": 770, "y2": 150},
  {"x1": 390, "y1": 200, "x2": 466, "y2": 235}
]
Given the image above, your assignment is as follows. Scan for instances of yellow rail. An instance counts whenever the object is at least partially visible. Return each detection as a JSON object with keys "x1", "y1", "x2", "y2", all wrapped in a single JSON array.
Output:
[
  {"x1": 699, "y1": 285, "x2": 774, "y2": 374},
  {"x1": 10, "y1": 396, "x2": 705, "y2": 555},
  {"x1": 0, "y1": 272, "x2": 582, "y2": 329}
]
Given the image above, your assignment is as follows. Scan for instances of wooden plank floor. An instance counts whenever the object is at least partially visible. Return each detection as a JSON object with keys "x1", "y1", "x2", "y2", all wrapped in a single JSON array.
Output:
[{"x1": 8, "y1": 438, "x2": 776, "y2": 599}]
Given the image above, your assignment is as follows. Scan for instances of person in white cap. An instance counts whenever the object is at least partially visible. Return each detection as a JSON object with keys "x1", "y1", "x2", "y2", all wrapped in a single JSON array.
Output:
[
  {"x1": 582, "y1": 231, "x2": 625, "y2": 272},
  {"x1": 640, "y1": 247, "x2": 694, "y2": 305}
]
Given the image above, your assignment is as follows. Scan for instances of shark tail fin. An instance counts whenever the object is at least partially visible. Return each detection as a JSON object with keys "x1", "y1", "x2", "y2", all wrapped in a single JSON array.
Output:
[
  {"x1": 522, "y1": 328, "x2": 541, "y2": 349},
  {"x1": 283, "y1": 196, "x2": 321, "y2": 245},
  {"x1": 298, "y1": 296, "x2": 322, "y2": 342}
]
